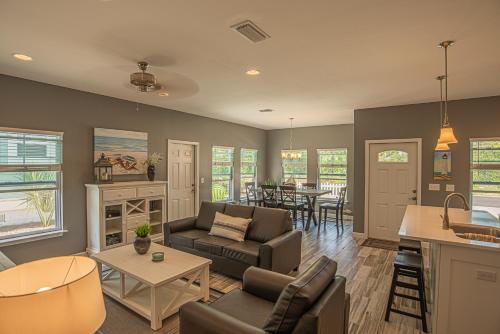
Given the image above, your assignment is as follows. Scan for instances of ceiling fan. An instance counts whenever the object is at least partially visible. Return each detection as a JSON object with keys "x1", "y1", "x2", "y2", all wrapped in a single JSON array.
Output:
[{"x1": 129, "y1": 61, "x2": 164, "y2": 93}]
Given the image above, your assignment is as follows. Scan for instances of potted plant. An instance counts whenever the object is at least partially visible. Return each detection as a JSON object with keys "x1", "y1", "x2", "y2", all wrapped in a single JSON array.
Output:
[
  {"x1": 144, "y1": 152, "x2": 162, "y2": 181},
  {"x1": 134, "y1": 224, "x2": 152, "y2": 254}
]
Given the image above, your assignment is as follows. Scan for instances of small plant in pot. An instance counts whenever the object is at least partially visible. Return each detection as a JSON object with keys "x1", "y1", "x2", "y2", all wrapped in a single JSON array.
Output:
[
  {"x1": 134, "y1": 224, "x2": 152, "y2": 255},
  {"x1": 144, "y1": 152, "x2": 162, "y2": 181}
]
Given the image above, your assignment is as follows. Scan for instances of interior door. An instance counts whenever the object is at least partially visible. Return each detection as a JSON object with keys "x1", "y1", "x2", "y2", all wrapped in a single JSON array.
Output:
[
  {"x1": 368, "y1": 142, "x2": 418, "y2": 241},
  {"x1": 169, "y1": 143, "x2": 195, "y2": 221}
]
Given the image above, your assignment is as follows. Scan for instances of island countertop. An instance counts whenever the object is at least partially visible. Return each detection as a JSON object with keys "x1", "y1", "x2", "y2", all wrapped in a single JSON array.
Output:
[{"x1": 399, "y1": 205, "x2": 500, "y2": 251}]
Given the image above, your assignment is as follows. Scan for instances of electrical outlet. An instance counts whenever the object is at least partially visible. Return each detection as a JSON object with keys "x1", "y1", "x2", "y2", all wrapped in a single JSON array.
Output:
[
  {"x1": 429, "y1": 184, "x2": 440, "y2": 191},
  {"x1": 446, "y1": 184, "x2": 455, "y2": 192},
  {"x1": 200, "y1": 177, "x2": 205, "y2": 184},
  {"x1": 476, "y1": 270, "x2": 497, "y2": 282}
]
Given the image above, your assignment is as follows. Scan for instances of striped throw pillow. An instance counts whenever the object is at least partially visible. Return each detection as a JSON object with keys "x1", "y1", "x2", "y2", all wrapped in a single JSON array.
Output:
[{"x1": 209, "y1": 212, "x2": 252, "y2": 242}]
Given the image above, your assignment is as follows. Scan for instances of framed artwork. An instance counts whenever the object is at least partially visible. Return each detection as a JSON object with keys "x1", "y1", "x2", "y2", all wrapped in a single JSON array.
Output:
[
  {"x1": 94, "y1": 128, "x2": 148, "y2": 175},
  {"x1": 433, "y1": 151, "x2": 451, "y2": 180}
]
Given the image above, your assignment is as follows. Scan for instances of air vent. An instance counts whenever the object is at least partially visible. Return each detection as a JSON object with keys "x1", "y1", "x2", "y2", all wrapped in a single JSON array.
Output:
[
  {"x1": 231, "y1": 20, "x2": 270, "y2": 43},
  {"x1": 259, "y1": 109, "x2": 273, "y2": 113}
]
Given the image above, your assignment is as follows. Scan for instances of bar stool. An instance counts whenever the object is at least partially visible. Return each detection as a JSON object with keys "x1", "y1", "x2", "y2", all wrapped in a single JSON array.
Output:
[
  {"x1": 385, "y1": 251, "x2": 428, "y2": 333},
  {"x1": 399, "y1": 238, "x2": 422, "y2": 254}
]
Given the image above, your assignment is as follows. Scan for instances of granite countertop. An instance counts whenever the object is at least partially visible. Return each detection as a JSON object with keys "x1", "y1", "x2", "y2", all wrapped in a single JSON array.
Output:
[{"x1": 399, "y1": 205, "x2": 500, "y2": 251}]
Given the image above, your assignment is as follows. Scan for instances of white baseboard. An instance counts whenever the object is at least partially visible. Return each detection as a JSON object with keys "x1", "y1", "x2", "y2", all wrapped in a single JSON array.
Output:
[
  {"x1": 74, "y1": 251, "x2": 88, "y2": 257},
  {"x1": 352, "y1": 232, "x2": 366, "y2": 239}
]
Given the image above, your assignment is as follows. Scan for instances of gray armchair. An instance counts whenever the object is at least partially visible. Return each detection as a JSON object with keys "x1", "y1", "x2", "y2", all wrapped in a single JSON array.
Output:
[{"x1": 180, "y1": 256, "x2": 350, "y2": 334}]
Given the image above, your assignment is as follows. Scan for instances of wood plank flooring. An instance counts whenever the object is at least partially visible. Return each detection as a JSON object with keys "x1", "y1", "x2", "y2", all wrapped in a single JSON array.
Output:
[{"x1": 99, "y1": 220, "x2": 429, "y2": 334}]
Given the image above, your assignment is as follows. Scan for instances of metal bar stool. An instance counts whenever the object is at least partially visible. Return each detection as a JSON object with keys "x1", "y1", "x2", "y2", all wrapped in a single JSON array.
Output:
[{"x1": 385, "y1": 251, "x2": 428, "y2": 333}]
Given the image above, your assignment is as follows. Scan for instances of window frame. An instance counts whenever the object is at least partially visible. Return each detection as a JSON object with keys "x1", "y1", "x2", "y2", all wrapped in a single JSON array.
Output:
[
  {"x1": 211, "y1": 145, "x2": 235, "y2": 202},
  {"x1": 240, "y1": 148, "x2": 258, "y2": 200},
  {"x1": 0, "y1": 127, "x2": 64, "y2": 246},
  {"x1": 281, "y1": 149, "x2": 308, "y2": 186},
  {"x1": 469, "y1": 137, "x2": 500, "y2": 210},
  {"x1": 317, "y1": 148, "x2": 348, "y2": 198}
]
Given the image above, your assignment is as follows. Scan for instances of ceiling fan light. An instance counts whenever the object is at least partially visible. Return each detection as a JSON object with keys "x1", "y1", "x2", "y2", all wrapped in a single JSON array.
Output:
[
  {"x1": 437, "y1": 126, "x2": 458, "y2": 144},
  {"x1": 434, "y1": 141, "x2": 450, "y2": 151}
]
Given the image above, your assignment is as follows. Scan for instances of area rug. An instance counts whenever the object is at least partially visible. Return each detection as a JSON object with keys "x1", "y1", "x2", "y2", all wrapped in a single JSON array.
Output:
[
  {"x1": 98, "y1": 272, "x2": 241, "y2": 334},
  {"x1": 361, "y1": 238, "x2": 399, "y2": 251}
]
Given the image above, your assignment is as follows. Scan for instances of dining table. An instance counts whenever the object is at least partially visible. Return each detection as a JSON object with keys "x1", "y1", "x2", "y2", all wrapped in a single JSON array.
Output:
[{"x1": 295, "y1": 189, "x2": 332, "y2": 231}]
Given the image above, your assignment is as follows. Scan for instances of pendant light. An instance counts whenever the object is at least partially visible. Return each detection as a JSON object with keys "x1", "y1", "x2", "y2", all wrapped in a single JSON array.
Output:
[
  {"x1": 436, "y1": 40, "x2": 458, "y2": 145},
  {"x1": 435, "y1": 75, "x2": 450, "y2": 151},
  {"x1": 281, "y1": 118, "x2": 302, "y2": 160}
]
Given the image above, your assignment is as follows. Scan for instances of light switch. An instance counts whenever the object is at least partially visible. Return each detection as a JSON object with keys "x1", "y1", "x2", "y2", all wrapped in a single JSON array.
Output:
[
  {"x1": 200, "y1": 177, "x2": 205, "y2": 184},
  {"x1": 446, "y1": 184, "x2": 455, "y2": 192},
  {"x1": 429, "y1": 184, "x2": 440, "y2": 191}
]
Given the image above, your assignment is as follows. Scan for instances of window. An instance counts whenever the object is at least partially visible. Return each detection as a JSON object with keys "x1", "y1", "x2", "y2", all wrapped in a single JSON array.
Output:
[
  {"x1": 281, "y1": 149, "x2": 307, "y2": 186},
  {"x1": 212, "y1": 146, "x2": 234, "y2": 202},
  {"x1": 470, "y1": 139, "x2": 500, "y2": 217},
  {"x1": 317, "y1": 149, "x2": 347, "y2": 198},
  {"x1": 378, "y1": 150, "x2": 408, "y2": 163},
  {"x1": 0, "y1": 128, "x2": 63, "y2": 243},
  {"x1": 240, "y1": 149, "x2": 258, "y2": 200}
]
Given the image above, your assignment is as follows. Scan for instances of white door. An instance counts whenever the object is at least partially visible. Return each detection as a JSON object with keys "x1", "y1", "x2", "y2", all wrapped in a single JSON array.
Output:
[
  {"x1": 169, "y1": 143, "x2": 195, "y2": 221},
  {"x1": 368, "y1": 142, "x2": 418, "y2": 241}
]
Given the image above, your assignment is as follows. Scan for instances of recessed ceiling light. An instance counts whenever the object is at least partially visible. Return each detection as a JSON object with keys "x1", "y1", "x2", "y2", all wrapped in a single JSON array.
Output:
[
  {"x1": 259, "y1": 109, "x2": 273, "y2": 113},
  {"x1": 246, "y1": 69, "x2": 260, "y2": 76},
  {"x1": 12, "y1": 53, "x2": 33, "y2": 61},
  {"x1": 158, "y1": 92, "x2": 169, "y2": 97}
]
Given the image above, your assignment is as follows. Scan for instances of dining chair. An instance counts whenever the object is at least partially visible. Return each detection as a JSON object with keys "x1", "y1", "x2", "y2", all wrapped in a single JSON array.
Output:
[
  {"x1": 279, "y1": 185, "x2": 305, "y2": 228},
  {"x1": 245, "y1": 182, "x2": 263, "y2": 207},
  {"x1": 261, "y1": 184, "x2": 279, "y2": 208},
  {"x1": 319, "y1": 187, "x2": 347, "y2": 231}
]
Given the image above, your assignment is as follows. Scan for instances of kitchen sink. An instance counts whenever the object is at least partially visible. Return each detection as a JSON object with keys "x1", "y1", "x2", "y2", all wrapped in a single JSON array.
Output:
[{"x1": 450, "y1": 225, "x2": 500, "y2": 243}]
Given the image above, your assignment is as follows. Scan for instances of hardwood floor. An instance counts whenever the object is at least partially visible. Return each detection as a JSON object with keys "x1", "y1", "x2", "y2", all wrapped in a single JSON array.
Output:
[{"x1": 100, "y1": 220, "x2": 429, "y2": 334}]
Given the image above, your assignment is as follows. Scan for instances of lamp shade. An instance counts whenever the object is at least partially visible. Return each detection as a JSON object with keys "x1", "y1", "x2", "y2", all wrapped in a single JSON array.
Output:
[
  {"x1": 437, "y1": 126, "x2": 458, "y2": 144},
  {"x1": 435, "y1": 141, "x2": 450, "y2": 151},
  {"x1": 0, "y1": 256, "x2": 105, "y2": 334}
]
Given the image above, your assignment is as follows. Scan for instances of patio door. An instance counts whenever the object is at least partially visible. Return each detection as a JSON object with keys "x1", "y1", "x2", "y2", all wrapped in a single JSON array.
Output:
[{"x1": 367, "y1": 141, "x2": 419, "y2": 241}]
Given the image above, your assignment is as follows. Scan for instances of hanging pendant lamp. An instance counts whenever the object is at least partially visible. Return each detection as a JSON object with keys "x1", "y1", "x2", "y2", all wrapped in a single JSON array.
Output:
[
  {"x1": 435, "y1": 75, "x2": 450, "y2": 151},
  {"x1": 281, "y1": 118, "x2": 302, "y2": 160},
  {"x1": 437, "y1": 40, "x2": 458, "y2": 145}
]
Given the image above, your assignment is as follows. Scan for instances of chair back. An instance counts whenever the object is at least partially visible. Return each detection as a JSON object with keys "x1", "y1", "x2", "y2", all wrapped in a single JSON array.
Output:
[
  {"x1": 245, "y1": 182, "x2": 257, "y2": 203},
  {"x1": 335, "y1": 186, "x2": 347, "y2": 209},
  {"x1": 261, "y1": 184, "x2": 278, "y2": 207},
  {"x1": 301, "y1": 182, "x2": 317, "y2": 190},
  {"x1": 279, "y1": 185, "x2": 297, "y2": 205}
]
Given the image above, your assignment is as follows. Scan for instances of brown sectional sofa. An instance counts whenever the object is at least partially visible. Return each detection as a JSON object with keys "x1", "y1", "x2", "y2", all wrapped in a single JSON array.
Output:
[{"x1": 164, "y1": 201, "x2": 302, "y2": 279}]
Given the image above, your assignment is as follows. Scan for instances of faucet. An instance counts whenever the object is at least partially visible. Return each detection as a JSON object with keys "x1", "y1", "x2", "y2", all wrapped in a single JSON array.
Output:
[{"x1": 442, "y1": 192, "x2": 471, "y2": 229}]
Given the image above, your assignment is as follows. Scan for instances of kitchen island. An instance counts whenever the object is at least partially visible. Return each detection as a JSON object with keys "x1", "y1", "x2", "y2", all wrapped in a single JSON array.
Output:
[{"x1": 399, "y1": 205, "x2": 500, "y2": 334}]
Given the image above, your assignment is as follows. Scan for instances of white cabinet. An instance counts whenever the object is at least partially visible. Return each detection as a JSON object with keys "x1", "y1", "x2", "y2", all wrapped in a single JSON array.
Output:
[{"x1": 85, "y1": 181, "x2": 167, "y2": 254}]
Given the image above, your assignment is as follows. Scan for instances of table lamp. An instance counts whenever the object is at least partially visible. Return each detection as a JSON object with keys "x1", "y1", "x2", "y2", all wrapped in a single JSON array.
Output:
[{"x1": 0, "y1": 256, "x2": 106, "y2": 334}]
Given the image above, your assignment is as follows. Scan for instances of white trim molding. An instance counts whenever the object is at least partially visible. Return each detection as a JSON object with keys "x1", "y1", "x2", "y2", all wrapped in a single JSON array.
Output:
[
  {"x1": 364, "y1": 138, "x2": 422, "y2": 239},
  {"x1": 167, "y1": 139, "x2": 200, "y2": 221}
]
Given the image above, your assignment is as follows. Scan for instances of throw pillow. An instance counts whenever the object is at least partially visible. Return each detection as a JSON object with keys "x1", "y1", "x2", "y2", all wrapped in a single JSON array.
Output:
[
  {"x1": 209, "y1": 212, "x2": 252, "y2": 242},
  {"x1": 263, "y1": 256, "x2": 337, "y2": 333}
]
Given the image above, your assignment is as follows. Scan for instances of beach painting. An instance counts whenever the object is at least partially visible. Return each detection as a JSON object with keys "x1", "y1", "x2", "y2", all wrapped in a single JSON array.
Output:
[
  {"x1": 94, "y1": 128, "x2": 148, "y2": 175},
  {"x1": 433, "y1": 151, "x2": 452, "y2": 180}
]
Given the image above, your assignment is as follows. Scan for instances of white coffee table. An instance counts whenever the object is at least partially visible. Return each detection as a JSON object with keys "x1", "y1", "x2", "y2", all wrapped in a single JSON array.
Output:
[{"x1": 92, "y1": 243, "x2": 212, "y2": 330}]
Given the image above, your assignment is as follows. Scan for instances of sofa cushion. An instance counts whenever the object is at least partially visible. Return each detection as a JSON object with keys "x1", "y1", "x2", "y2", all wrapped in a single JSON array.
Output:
[
  {"x1": 263, "y1": 256, "x2": 337, "y2": 333},
  {"x1": 170, "y1": 229, "x2": 209, "y2": 248},
  {"x1": 211, "y1": 289, "x2": 275, "y2": 329},
  {"x1": 222, "y1": 240, "x2": 261, "y2": 266},
  {"x1": 224, "y1": 204, "x2": 255, "y2": 219},
  {"x1": 195, "y1": 201, "x2": 226, "y2": 231},
  {"x1": 209, "y1": 212, "x2": 252, "y2": 242},
  {"x1": 247, "y1": 207, "x2": 292, "y2": 243},
  {"x1": 193, "y1": 235, "x2": 236, "y2": 256}
]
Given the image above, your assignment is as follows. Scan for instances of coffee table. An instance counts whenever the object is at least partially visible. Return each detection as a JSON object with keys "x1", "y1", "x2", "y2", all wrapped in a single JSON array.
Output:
[{"x1": 92, "y1": 243, "x2": 212, "y2": 330}]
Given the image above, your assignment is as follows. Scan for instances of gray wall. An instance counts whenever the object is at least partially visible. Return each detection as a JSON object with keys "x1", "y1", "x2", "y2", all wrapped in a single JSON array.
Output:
[
  {"x1": 266, "y1": 124, "x2": 354, "y2": 208},
  {"x1": 0, "y1": 75, "x2": 266, "y2": 263},
  {"x1": 353, "y1": 96, "x2": 500, "y2": 233}
]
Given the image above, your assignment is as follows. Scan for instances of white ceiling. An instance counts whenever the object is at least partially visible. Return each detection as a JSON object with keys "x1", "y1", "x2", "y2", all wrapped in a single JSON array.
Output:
[{"x1": 1, "y1": 0, "x2": 499, "y2": 129}]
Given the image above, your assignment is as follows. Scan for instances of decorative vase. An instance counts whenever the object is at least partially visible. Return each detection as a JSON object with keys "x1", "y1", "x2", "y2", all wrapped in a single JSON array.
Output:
[
  {"x1": 133, "y1": 236, "x2": 151, "y2": 254},
  {"x1": 147, "y1": 165, "x2": 155, "y2": 181}
]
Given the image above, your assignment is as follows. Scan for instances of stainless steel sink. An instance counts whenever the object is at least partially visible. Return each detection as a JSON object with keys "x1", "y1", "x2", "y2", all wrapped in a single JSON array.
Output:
[{"x1": 450, "y1": 225, "x2": 500, "y2": 243}]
